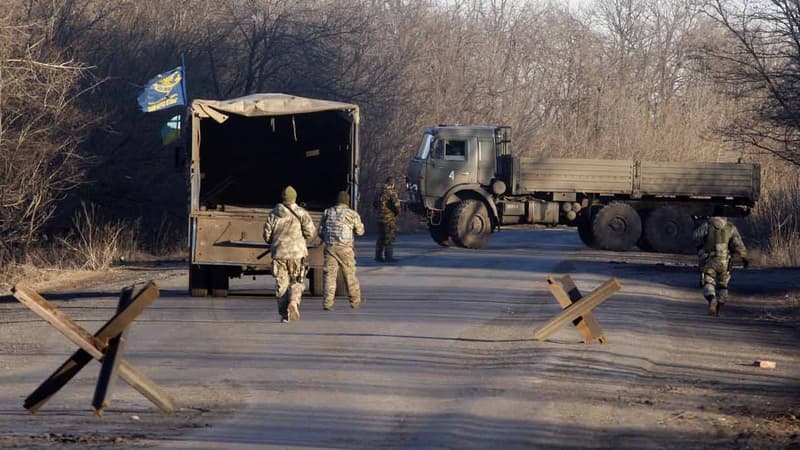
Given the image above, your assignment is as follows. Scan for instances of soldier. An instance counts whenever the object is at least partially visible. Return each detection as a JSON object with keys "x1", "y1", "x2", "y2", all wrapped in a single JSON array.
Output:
[
  {"x1": 374, "y1": 176, "x2": 401, "y2": 262},
  {"x1": 263, "y1": 186, "x2": 315, "y2": 323},
  {"x1": 318, "y1": 191, "x2": 365, "y2": 310},
  {"x1": 692, "y1": 210, "x2": 749, "y2": 316}
]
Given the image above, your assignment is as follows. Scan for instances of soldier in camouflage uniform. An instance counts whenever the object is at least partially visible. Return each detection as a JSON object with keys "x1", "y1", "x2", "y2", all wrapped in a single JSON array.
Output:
[
  {"x1": 692, "y1": 212, "x2": 749, "y2": 316},
  {"x1": 374, "y1": 176, "x2": 401, "y2": 262},
  {"x1": 263, "y1": 186, "x2": 315, "y2": 323},
  {"x1": 318, "y1": 191, "x2": 365, "y2": 310}
]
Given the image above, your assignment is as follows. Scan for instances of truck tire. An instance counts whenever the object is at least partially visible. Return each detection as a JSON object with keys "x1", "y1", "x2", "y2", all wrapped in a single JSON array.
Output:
[
  {"x1": 449, "y1": 200, "x2": 492, "y2": 249},
  {"x1": 209, "y1": 266, "x2": 230, "y2": 297},
  {"x1": 189, "y1": 264, "x2": 210, "y2": 297},
  {"x1": 643, "y1": 206, "x2": 695, "y2": 254},
  {"x1": 429, "y1": 222, "x2": 454, "y2": 247},
  {"x1": 592, "y1": 202, "x2": 642, "y2": 251}
]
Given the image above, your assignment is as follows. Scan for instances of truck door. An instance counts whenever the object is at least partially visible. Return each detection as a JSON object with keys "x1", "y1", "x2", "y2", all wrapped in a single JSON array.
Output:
[
  {"x1": 426, "y1": 137, "x2": 476, "y2": 197},
  {"x1": 477, "y1": 137, "x2": 495, "y2": 185}
]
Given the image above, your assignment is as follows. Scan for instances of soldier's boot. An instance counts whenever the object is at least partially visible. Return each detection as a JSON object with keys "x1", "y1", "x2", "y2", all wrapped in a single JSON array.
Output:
[
  {"x1": 385, "y1": 245, "x2": 398, "y2": 263},
  {"x1": 375, "y1": 243, "x2": 384, "y2": 262},
  {"x1": 717, "y1": 289, "x2": 729, "y2": 315},
  {"x1": 288, "y1": 301, "x2": 300, "y2": 322},
  {"x1": 350, "y1": 295, "x2": 365, "y2": 309},
  {"x1": 322, "y1": 298, "x2": 334, "y2": 311},
  {"x1": 706, "y1": 294, "x2": 718, "y2": 316}
]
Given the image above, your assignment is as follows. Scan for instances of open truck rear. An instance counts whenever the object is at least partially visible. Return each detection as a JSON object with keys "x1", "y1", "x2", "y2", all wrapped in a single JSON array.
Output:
[{"x1": 188, "y1": 94, "x2": 359, "y2": 296}]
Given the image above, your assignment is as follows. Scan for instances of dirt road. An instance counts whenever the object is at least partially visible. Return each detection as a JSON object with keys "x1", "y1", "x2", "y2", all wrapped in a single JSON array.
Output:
[{"x1": 0, "y1": 229, "x2": 798, "y2": 449}]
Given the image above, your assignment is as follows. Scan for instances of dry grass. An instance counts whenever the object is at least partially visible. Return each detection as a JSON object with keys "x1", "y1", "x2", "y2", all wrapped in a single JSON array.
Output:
[
  {"x1": 59, "y1": 203, "x2": 126, "y2": 271},
  {"x1": 0, "y1": 263, "x2": 109, "y2": 295},
  {"x1": 742, "y1": 159, "x2": 800, "y2": 267}
]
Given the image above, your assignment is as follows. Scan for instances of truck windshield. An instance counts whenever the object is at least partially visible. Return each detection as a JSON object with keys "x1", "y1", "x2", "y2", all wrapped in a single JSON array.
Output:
[{"x1": 415, "y1": 133, "x2": 433, "y2": 159}]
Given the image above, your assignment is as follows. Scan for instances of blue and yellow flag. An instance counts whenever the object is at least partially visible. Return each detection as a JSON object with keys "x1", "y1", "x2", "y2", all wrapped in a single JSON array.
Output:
[{"x1": 137, "y1": 67, "x2": 185, "y2": 113}]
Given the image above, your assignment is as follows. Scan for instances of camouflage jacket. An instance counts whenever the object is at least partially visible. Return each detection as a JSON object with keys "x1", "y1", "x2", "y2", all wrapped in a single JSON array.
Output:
[
  {"x1": 693, "y1": 217, "x2": 747, "y2": 264},
  {"x1": 263, "y1": 202, "x2": 315, "y2": 260},
  {"x1": 374, "y1": 184, "x2": 401, "y2": 224},
  {"x1": 318, "y1": 204, "x2": 365, "y2": 247}
]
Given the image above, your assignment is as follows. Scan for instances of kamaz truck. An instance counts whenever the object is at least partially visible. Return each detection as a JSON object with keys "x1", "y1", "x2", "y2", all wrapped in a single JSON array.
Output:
[
  {"x1": 188, "y1": 94, "x2": 360, "y2": 296},
  {"x1": 406, "y1": 125, "x2": 760, "y2": 253}
]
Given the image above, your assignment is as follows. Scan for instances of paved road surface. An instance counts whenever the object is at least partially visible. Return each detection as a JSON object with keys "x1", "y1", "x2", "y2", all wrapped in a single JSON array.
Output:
[{"x1": 1, "y1": 229, "x2": 798, "y2": 449}]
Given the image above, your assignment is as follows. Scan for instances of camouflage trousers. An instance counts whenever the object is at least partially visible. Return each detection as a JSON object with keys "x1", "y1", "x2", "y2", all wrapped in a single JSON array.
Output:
[
  {"x1": 323, "y1": 245, "x2": 361, "y2": 308},
  {"x1": 377, "y1": 220, "x2": 397, "y2": 245},
  {"x1": 376, "y1": 221, "x2": 397, "y2": 260},
  {"x1": 272, "y1": 258, "x2": 305, "y2": 320},
  {"x1": 700, "y1": 258, "x2": 731, "y2": 303}
]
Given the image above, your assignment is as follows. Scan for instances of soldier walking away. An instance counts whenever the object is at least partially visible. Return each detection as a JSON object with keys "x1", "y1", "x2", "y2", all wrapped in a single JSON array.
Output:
[
  {"x1": 263, "y1": 186, "x2": 315, "y2": 323},
  {"x1": 374, "y1": 176, "x2": 401, "y2": 262},
  {"x1": 318, "y1": 191, "x2": 365, "y2": 310},
  {"x1": 692, "y1": 210, "x2": 749, "y2": 316}
]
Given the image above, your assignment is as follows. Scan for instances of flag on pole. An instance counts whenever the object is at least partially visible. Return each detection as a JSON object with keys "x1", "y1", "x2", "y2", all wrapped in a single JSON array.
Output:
[{"x1": 137, "y1": 67, "x2": 186, "y2": 113}]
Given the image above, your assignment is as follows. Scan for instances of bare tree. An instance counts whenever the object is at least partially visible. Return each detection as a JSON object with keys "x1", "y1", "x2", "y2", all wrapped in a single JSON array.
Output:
[
  {"x1": 699, "y1": 0, "x2": 800, "y2": 165},
  {"x1": 0, "y1": 4, "x2": 100, "y2": 264}
]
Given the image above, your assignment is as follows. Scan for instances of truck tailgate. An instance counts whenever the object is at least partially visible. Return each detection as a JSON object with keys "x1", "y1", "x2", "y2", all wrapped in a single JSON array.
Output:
[{"x1": 191, "y1": 210, "x2": 323, "y2": 267}]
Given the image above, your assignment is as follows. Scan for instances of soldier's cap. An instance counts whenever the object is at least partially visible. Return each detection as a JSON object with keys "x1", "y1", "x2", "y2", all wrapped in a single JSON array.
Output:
[
  {"x1": 336, "y1": 191, "x2": 349, "y2": 206},
  {"x1": 282, "y1": 185, "x2": 297, "y2": 203}
]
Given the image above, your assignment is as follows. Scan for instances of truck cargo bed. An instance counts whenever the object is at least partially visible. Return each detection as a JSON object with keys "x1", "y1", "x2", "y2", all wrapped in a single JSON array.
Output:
[{"x1": 515, "y1": 158, "x2": 759, "y2": 203}]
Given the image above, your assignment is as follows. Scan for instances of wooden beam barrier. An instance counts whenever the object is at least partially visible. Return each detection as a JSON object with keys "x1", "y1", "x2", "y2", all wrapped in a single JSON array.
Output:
[
  {"x1": 534, "y1": 277, "x2": 621, "y2": 343},
  {"x1": 92, "y1": 286, "x2": 134, "y2": 415},
  {"x1": 12, "y1": 282, "x2": 175, "y2": 414},
  {"x1": 546, "y1": 276, "x2": 608, "y2": 344}
]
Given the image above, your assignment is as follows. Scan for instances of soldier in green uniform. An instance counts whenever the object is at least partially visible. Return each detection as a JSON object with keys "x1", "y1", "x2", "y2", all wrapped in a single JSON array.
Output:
[
  {"x1": 318, "y1": 191, "x2": 365, "y2": 310},
  {"x1": 263, "y1": 186, "x2": 315, "y2": 323},
  {"x1": 374, "y1": 176, "x2": 401, "y2": 262},
  {"x1": 692, "y1": 211, "x2": 749, "y2": 316}
]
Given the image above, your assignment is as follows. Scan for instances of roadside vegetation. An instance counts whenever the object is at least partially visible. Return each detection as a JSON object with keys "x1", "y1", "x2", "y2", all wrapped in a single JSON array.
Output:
[{"x1": 1, "y1": 0, "x2": 800, "y2": 290}]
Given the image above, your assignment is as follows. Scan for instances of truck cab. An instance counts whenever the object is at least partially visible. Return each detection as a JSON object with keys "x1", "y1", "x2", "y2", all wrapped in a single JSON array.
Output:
[
  {"x1": 407, "y1": 126, "x2": 508, "y2": 248},
  {"x1": 408, "y1": 126, "x2": 504, "y2": 212}
]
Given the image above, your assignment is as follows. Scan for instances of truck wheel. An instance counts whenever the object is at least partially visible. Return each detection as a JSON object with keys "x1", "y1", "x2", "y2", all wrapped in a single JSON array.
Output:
[
  {"x1": 449, "y1": 200, "x2": 492, "y2": 249},
  {"x1": 189, "y1": 264, "x2": 210, "y2": 297},
  {"x1": 592, "y1": 202, "x2": 642, "y2": 251},
  {"x1": 429, "y1": 222, "x2": 454, "y2": 247},
  {"x1": 644, "y1": 206, "x2": 695, "y2": 254},
  {"x1": 209, "y1": 266, "x2": 230, "y2": 297}
]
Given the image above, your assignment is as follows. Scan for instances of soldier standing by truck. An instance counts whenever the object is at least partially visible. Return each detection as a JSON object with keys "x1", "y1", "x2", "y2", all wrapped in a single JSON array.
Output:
[
  {"x1": 693, "y1": 209, "x2": 750, "y2": 316},
  {"x1": 318, "y1": 191, "x2": 365, "y2": 310},
  {"x1": 263, "y1": 186, "x2": 315, "y2": 323},
  {"x1": 374, "y1": 176, "x2": 401, "y2": 262}
]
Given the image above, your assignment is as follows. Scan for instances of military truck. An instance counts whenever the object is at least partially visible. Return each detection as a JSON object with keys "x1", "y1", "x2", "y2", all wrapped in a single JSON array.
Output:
[
  {"x1": 406, "y1": 125, "x2": 760, "y2": 253},
  {"x1": 188, "y1": 94, "x2": 360, "y2": 296}
]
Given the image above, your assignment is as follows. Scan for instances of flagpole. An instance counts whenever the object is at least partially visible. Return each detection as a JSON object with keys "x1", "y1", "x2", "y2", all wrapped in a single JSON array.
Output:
[
  {"x1": 180, "y1": 53, "x2": 189, "y2": 159},
  {"x1": 180, "y1": 53, "x2": 188, "y2": 103}
]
